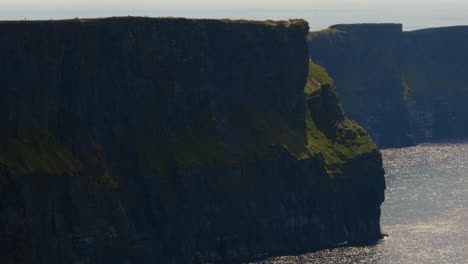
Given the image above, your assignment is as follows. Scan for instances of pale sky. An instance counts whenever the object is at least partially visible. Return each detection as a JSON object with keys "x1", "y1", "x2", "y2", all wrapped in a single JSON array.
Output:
[{"x1": 2, "y1": 0, "x2": 468, "y2": 30}]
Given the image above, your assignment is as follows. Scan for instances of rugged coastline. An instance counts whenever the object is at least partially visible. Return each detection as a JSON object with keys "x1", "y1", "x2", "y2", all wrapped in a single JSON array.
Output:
[{"x1": 0, "y1": 17, "x2": 385, "y2": 263}]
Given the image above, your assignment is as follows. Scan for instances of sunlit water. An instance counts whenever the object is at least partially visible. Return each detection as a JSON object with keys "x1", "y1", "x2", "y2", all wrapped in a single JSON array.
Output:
[{"x1": 253, "y1": 141, "x2": 468, "y2": 264}]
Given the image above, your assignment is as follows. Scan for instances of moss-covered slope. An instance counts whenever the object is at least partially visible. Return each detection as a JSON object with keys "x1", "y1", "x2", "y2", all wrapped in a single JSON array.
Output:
[{"x1": 303, "y1": 61, "x2": 380, "y2": 186}]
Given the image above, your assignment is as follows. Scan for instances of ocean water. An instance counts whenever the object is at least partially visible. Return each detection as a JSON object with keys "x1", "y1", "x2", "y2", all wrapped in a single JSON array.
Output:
[{"x1": 253, "y1": 141, "x2": 468, "y2": 264}]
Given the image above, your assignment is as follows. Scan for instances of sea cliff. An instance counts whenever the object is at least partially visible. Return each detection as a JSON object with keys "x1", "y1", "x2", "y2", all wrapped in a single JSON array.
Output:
[
  {"x1": 308, "y1": 24, "x2": 468, "y2": 148},
  {"x1": 0, "y1": 17, "x2": 385, "y2": 263}
]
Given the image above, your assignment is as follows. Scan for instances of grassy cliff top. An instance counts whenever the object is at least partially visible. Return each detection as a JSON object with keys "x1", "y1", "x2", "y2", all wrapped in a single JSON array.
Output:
[
  {"x1": 307, "y1": 28, "x2": 345, "y2": 41},
  {"x1": 0, "y1": 16, "x2": 309, "y2": 29}
]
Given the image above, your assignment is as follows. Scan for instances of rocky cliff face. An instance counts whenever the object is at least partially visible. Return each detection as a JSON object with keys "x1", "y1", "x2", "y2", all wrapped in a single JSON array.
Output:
[
  {"x1": 0, "y1": 17, "x2": 385, "y2": 263},
  {"x1": 401, "y1": 26, "x2": 468, "y2": 141},
  {"x1": 308, "y1": 24, "x2": 468, "y2": 148}
]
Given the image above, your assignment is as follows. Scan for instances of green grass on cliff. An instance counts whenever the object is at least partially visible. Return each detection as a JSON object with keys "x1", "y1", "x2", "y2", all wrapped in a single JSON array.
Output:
[
  {"x1": 305, "y1": 109, "x2": 376, "y2": 167},
  {"x1": 0, "y1": 122, "x2": 117, "y2": 189},
  {"x1": 305, "y1": 60, "x2": 334, "y2": 95},
  {"x1": 0, "y1": 122, "x2": 82, "y2": 176},
  {"x1": 303, "y1": 61, "x2": 378, "y2": 175}
]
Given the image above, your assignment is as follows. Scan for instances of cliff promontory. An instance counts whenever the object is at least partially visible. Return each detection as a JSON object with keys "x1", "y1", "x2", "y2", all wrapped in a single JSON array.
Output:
[{"x1": 0, "y1": 17, "x2": 385, "y2": 263}]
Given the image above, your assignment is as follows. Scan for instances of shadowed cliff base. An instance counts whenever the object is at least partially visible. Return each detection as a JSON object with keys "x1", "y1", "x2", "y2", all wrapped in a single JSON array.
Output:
[{"x1": 0, "y1": 17, "x2": 384, "y2": 263}]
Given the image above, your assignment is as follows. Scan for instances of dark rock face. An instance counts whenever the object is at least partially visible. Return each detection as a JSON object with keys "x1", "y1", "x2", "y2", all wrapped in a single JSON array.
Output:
[
  {"x1": 0, "y1": 18, "x2": 385, "y2": 263},
  {"x1": 401, "y1": 26, "x2": 468, "y2": 141},
  {"x1": 308, "y1": 24, "x2": 468, "y2": 148}
]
